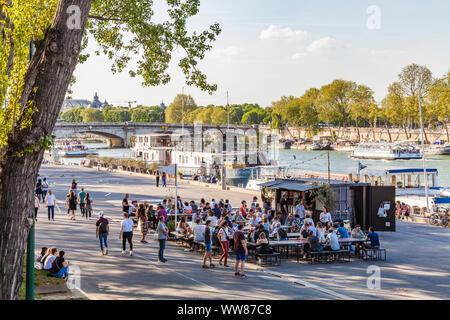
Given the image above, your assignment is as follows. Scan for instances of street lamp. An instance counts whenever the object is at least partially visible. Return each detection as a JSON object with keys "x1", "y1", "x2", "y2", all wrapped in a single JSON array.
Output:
[{"x1": 418, "y1": 82, "x2": 429, "y2": 212}]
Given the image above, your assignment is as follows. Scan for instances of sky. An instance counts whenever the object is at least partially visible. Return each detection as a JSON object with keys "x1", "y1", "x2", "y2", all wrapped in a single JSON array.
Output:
[{"x1": 70, "y1": 0, "x2": 450, "y2": 108}]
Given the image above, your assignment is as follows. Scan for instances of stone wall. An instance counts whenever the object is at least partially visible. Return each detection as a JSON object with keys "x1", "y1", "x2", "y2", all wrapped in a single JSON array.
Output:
[{"x1": 268, "y1": 125, "x2": 450, "y2": 143}]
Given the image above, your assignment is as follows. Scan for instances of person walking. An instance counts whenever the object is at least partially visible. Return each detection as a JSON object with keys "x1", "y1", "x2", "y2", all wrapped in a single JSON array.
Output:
[
  {"x1": 137, "y1": 204, "x2": 149, "y2": 243},
  {"x1": 218, "y1": 221, "x2": 230, "y2": 267},
  {"x1": 34, "y1": 193, "x2": 40, "y2": 221},
  {"x1": 67, "y1": 189, "x2": 77, "y2": 220},
  {"x1": 96, "y1": 211, "x2": 109, "y2": 255},
  {"x1": 85, "y1": 192, "x2": 93, "y2": 220},
  {"x1": 233, "y1": 224, "x2": 248, "y2": 278},
  {"x1": 202, "y1": 220, "x2": 215, "y2": 268},
  {"x1": 71, "y1": 179, "x2": 78, "y2": 197},
  {"x1": 156, "y1": 171, "x2": 160, "y2": 187},
  {"x1": 161, "y1": 172, "x2": 167, "y2": 187},
  {"x1": 157, "y1": 216, "x2": 168, "y2": 263},
  {"x1": 78, "y1": 188, "x2": 86, "y2": 218},
  {"x1": 45, "y1": 190, "x2": 56, "y2": 221},
  {"x1": 41, "y1": 178, "x2": 49, "y2": 202},
  {"x1": 35, "y1": 178, "x2": 43, "y2": 203},
  {"x1": 120, "y1": 212, "x2": 134, "y2": 256}
]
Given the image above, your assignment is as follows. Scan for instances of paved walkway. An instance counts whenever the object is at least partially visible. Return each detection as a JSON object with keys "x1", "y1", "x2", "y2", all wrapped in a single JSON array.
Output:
[{"x1": 35, "y1": 164, "x2": 450, "y2": 300}]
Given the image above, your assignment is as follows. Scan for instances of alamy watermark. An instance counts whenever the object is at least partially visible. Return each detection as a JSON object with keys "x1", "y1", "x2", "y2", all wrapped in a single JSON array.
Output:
[
  {"x1": 367, "y1": 5, "x2": 381, "y2": 30},
  {"x1": 66, "y1": 5, "x2": 81, "y2": 30},
  {"x1": 366, "y1": 265, "x2": 381, "y2": 290}
]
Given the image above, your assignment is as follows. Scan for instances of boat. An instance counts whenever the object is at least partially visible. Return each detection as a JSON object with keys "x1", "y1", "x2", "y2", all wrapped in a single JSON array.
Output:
[
  {"x1": 425, "y1": 143, "x2": 450, "y2": 155},
  {"x1": 131, "y1": 132, "x2": 277, "y2": 186},
  {"x1": 54, "y1": 139, "x2": 98, "y2": 157},
  {"x1": 385, "y1": 168, "x2": 447, "y2": 210},
  {"x1": 351, "y1": 142, "x2": 422, "y2": 160}
]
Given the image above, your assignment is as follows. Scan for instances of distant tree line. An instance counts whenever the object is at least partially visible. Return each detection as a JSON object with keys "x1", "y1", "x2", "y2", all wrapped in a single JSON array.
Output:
[{"x1": 60, "y1": 63, "x2": 449, "y2": 142}]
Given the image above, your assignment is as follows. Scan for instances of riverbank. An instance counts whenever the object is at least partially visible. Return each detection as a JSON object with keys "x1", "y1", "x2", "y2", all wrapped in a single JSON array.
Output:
[{"x1": 35, "y1": 164, "x2": 450, "y2": 300}]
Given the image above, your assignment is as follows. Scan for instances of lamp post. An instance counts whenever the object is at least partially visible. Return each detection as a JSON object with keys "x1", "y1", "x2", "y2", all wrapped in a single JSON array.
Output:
[
  {"x1": 418, "y1": 83, "x2": 429, "y2": 212},
  {"x1": 26, "y1": 41, "x2": 35, "y2": 300}
]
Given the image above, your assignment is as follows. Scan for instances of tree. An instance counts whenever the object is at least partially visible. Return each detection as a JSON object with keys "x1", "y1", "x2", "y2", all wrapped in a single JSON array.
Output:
[
  {"x1": 165, "y1": 94, "x2": 197, "y2": 124},
  {"x1": 103, "y1": 107, "x2": 131, "y2": 123},
  {"x1": 81, "y1": 107, "x2": 104, "y2": 122},
  {"x1": 131, "y1": 106, "x2": 165, "y2": 123},
  {"x1": 348, "y1": 85, "x2": 376, "y2": 141},
  {"x1": 0, "y1": 0, "x2": 221, "y2": 300},
  {"x1": 241, "y1": 110, "x2": 261, "y2": 125},
  {"x1": 318, "y1": 80, "x2": 357, "y2": 130},
  {"x1": 210, "y1": 107, "x2": 227, "y2": 125},
  {"x1": 427, "y1": 71, "x2": 450, "y2": 141},
  {"x1": 61, "y1": 107, "x2": 85, "y2": 123},
  {"x1": 382, "y1": 82, "x2": 409, "y2": 138}
]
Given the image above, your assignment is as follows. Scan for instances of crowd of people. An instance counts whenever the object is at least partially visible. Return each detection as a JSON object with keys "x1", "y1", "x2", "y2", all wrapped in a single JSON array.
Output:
[
  {"x1": 33, "y1": 175, "x2": 382, "y2": 282},
  {"x1": 36, "y1": 246, "x2": 70, "y2": 280},
  {"x1": 395, "y1": 201, "x2": 411, "y2": 220}
]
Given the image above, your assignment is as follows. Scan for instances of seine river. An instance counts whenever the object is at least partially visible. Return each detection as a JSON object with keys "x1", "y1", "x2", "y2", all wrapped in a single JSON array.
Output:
[{"x1": 54, "y1": 143, "x2": 450, "y2": 188}]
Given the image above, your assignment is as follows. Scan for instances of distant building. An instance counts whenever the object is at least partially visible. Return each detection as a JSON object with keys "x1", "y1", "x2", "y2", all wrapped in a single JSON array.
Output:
[
  {"x1": 61, "y1": 92, "x2": 111, "y2": 113},
  {"x1": 160, "y1": 101, "x2": 167, "y2": 110}
]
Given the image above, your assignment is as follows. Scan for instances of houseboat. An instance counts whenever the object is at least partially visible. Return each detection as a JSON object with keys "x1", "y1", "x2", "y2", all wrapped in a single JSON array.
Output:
[
  {"x1": 131, "y1": 132, "x2": 277, "y2": 186},
  {"x1": 351, "y1": 142, "x2": 422, "y2": 160}
]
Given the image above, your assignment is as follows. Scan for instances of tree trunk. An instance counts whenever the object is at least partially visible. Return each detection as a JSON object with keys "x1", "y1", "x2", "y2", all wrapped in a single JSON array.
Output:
[
  {"x1": 385, "y1": 123, "x2": 392, "y2": 143},
  {"x1": 445, "y1": 121, "x2": 450, "y2": 143},
  {"x1": 0, "y1": 0, "x2": 92, "y2": 300},
  {"x1": 403, "y1": 123, "x2": 409, "y2": 139},
  {"x1": 355, "y1": 117, "x2": 360, "y2": 142}
]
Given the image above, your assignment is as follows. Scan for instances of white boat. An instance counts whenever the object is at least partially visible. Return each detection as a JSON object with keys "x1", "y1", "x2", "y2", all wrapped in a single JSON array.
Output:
[
  {"x1": 352, "y1": 142, "x2": 422, "y2": 160},
  {"x1": 55, "y1": 140, "x2": 98, "y2": 157},
  {"x1": 131, "y1": 133, "x2": 277, "y2": 184},
  {"x1": 425, "y1": 144, "x2": 450, "y2": 155}
]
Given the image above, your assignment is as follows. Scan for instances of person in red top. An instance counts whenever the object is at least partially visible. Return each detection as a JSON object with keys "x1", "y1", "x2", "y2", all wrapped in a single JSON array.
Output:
[{"x1": 240, "y1": 200, "x2": 247, "y2": 218}]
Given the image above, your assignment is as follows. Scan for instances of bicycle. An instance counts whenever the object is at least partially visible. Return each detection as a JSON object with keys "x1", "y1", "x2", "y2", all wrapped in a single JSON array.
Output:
[{"x1": 429, "y1": 209, "x2": 449, "y2": 227}]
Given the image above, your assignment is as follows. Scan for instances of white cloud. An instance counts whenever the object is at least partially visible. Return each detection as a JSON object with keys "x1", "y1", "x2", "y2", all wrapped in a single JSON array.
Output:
[
  {"x1": 259, "y1": 25, "x2": 308, "y2": 41},
  {"x1": 210, "y1": 46, "x2": 244, "y2": 59},
  {"x1": 370, "y1": 49, "x2": 390, "y2": 55},
  {"x1": 292, "y1": 52, "x2": 308, "y2": 60},
  {"x1": 306, "y1": 37, "x2": 337, "y2": 53}
]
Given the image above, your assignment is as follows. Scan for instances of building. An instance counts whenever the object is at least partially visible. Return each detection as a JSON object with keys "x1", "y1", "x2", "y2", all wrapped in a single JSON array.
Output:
[
  {"x1": 61, "y1": 92, "x2": 111, "y2": 113},
  {"x1": 260, "y1": 178, "x2": 396, "y2": 231}
]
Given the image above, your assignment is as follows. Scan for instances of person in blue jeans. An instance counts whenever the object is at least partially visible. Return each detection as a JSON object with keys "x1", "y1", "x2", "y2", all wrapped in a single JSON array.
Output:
[
  {"x1": 45, "y1": 190, "x2": 56, "y2": 221},
  {"x1": 157, "y1": 216, "x2": 168, "y2": 262},
  {"x1": 96, "y1": 211, "x2": 109, "y2": 256}
]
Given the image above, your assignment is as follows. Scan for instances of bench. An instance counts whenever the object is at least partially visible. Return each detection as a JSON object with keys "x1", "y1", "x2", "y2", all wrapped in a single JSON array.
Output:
[
  {"x1": 365, "y1": 247, "x2": 387, "y2": 261},
  {"x1": 309, "y1": 249, "x2": 350, "y2": 264},
  {"x1": 169, "y1": 232, "x2": 186, "y2": 244},
  {"x1": 255, "y1": 252, "x2": 281, "y2": 266}
]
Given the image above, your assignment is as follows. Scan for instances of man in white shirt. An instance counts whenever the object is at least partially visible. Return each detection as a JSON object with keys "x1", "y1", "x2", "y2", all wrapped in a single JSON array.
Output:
[
  {"x1": 294, "y1": 200, "x2": 306, "y2": 219},
  {"x1": 206, "y1": 212, "x2": 218, "y2": 227},
  {"x1": 120, "y1": 213, "x2": 134, "y2": 256},
  {"x1": 325, "y1": 228, "x2": 340, "y2": 251},
  {"x1": 45, "y1": 190, "x2": 56, "y2": 221},
  {"x1": 193, "y1": 219, "x2": 206, "y2": 242}
]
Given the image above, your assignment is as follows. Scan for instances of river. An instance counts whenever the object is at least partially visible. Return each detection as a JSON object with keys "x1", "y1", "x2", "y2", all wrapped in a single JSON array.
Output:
[{"x1": 51, "y1": 143, "x2": 450, "y2": 188}]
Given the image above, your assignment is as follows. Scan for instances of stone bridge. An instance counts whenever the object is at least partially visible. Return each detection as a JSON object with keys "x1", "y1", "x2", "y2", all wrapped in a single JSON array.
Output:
[{"x1": 53, "y1": 122, "x2": 265, "y2": 148}]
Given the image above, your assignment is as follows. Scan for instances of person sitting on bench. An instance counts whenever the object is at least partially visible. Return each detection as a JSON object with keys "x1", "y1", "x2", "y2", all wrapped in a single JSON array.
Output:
[
  {"x1": 256, "y1": 232, "x2": 272, "y2": 254},
  {"x1": 303, "y1": 230, "x2": 322, "y2": 259},
  {"x1": 366, "y1": 227, "x2": 380, "y2": 257},
  {"x1": 324, "y1": 226, "x2": 340, "y2": 251}
]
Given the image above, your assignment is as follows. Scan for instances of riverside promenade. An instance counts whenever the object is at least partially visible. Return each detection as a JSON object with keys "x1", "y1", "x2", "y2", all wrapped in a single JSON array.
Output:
[{"x1": 35, "y1": 164, "x2": 450, "y2": 300}]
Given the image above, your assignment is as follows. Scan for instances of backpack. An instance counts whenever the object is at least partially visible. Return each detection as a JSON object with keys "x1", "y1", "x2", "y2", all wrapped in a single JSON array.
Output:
[
  {"x1": 278, "y1": 227, "x2": 287, "y2": 239},
  {"x1": 99, "y1": 219, "x2": 108, "y2": 233}
]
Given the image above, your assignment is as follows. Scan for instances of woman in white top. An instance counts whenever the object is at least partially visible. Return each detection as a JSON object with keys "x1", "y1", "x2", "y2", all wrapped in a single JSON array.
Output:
[
  {"x1": 34, "y1": 195, "x2": 40, "y2": 221},
  {"x1": 43, "y1": 247, "x2": 58, "y2": 271},
  {"x1": 320, "y1": 207, "x2": 333, "y2": 225},
  {"x1": 316, "y1": 221, "x2": 326, "y2": 243}
]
